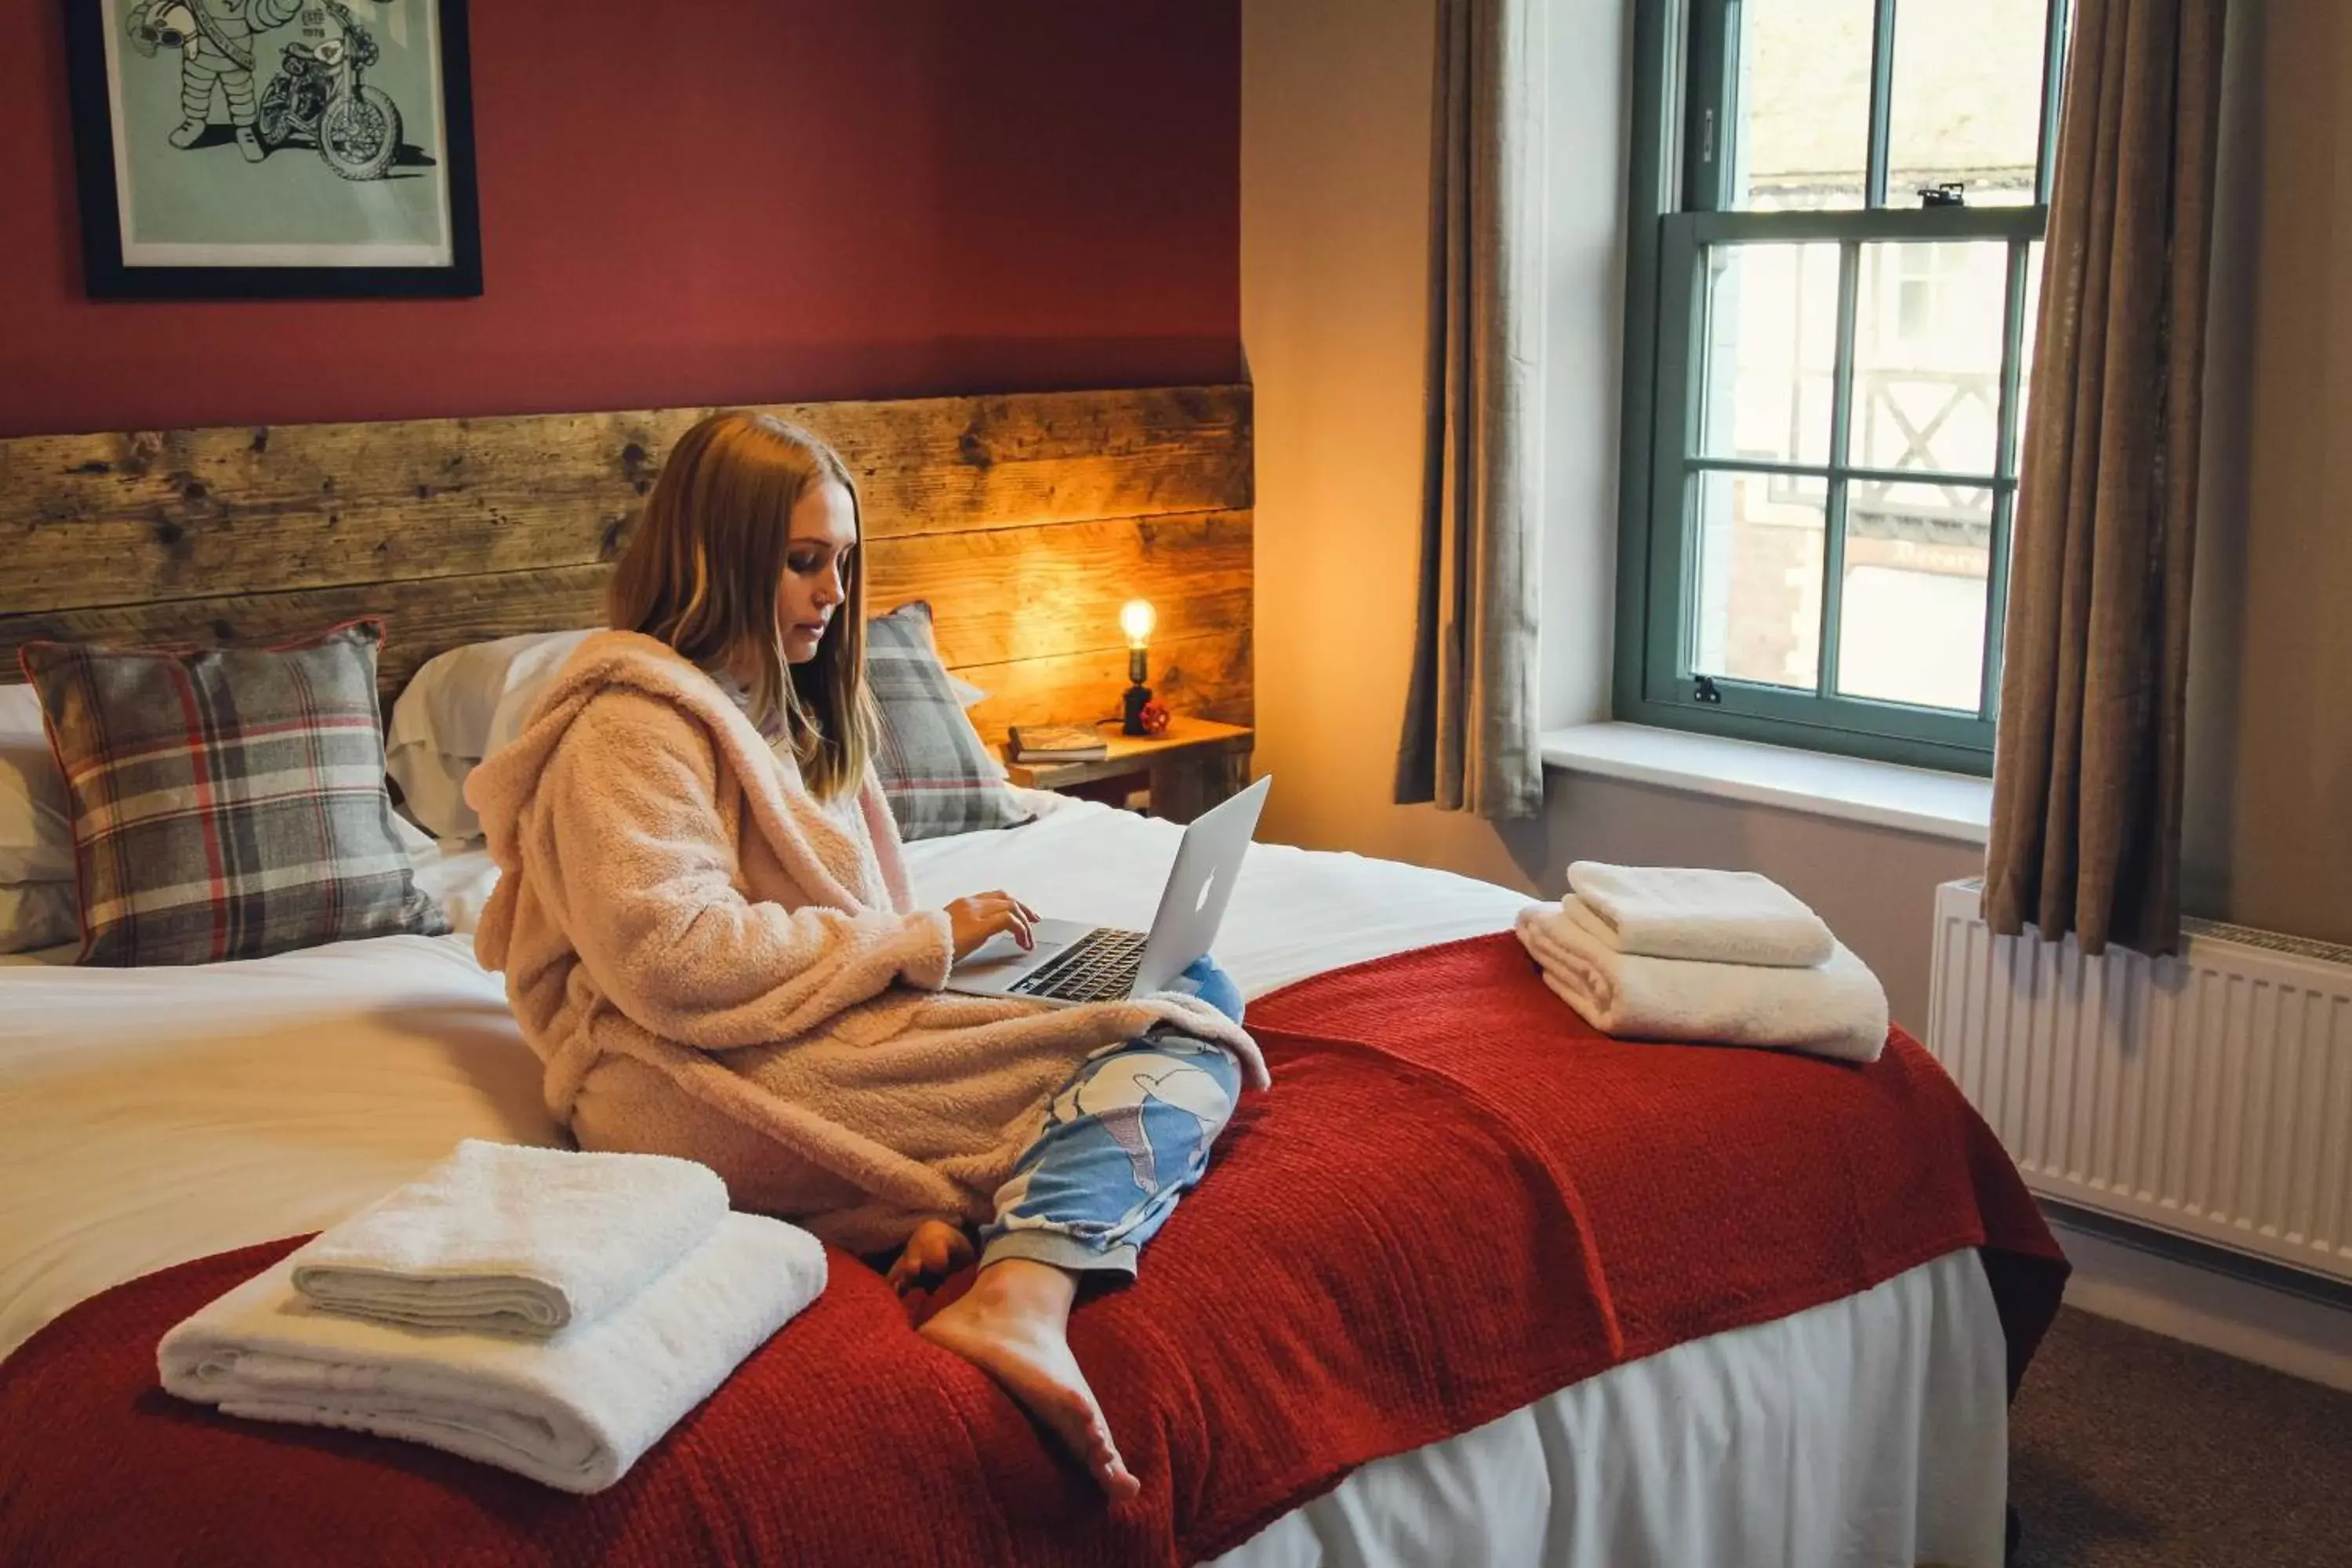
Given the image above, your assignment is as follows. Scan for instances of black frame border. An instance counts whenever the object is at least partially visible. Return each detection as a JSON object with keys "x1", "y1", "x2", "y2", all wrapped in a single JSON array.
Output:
[{"x1": 62, "y1": 0, "x2": 482, "y2": 301}]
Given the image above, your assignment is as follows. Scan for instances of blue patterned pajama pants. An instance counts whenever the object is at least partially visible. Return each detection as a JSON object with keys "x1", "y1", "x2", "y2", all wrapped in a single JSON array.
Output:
[{"x1": 978, "y1": 956, "x2": 1246, "y2": 1276}]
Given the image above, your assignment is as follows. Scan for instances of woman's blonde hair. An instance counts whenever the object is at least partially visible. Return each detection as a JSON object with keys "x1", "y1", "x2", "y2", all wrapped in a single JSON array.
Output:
[{"x1": 608, "y1": 411, "x2": 876, "y2": 802}]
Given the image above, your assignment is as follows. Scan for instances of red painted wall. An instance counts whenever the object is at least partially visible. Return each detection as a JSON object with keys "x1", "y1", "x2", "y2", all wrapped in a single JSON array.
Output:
[{"x1": 1, "y1": 2, "x2": 1240, "y2": 437}]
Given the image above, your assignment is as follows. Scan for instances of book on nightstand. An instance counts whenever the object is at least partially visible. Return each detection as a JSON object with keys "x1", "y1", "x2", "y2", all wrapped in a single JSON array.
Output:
[{"x1": 1006, "y1": 724, "x2": 1110, "y2": 763}]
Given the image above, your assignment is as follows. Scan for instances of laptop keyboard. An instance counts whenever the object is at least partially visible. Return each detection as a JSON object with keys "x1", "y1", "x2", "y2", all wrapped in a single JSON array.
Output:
[{"x1": 1010, "y1": 927, "x2": 1149, "y2": 1003}]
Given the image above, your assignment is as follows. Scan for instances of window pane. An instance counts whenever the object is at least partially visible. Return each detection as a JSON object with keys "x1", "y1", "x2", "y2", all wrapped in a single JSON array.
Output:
[
  {"x1": 1730, "y1": 0, "x2": 1876, "y2": 212},
  {"x1": 1849, "y1": 241, "x2": 2006, "y2": 477},
  {"x1": 2012, "y1": 240, "x2": 2046, "y2": 471},
  {"x1": 1837, "y1": 481, "x2": 1993, "y2": 710},
  {"x1": 1887, "y1": 0, "x2": 2051, "y2": 209},
  {"x1": 1700, "y1": 243, "x2": 1840, "y2": 466},
  {"x1": 1693, "y1": 469, "x2": 1827, "y2": 692}
]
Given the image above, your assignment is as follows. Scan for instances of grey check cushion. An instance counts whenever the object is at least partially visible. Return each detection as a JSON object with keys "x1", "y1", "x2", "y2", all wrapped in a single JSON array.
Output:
[
  {"x1": 867, "y1": 603, "x2": 1032, "y2": 840},
  {"x1": 17, "y1": 619, "x2": 448, "y2": 966}
]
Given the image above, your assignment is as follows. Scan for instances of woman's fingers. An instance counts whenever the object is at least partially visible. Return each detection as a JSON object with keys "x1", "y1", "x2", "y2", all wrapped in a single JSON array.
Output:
[
  {"x1": 948, "y1": 892, "x2": 1039, "y2": 957},
  {"x1": 980, "y1": 891, "x2": 1035, "y2": 949}
]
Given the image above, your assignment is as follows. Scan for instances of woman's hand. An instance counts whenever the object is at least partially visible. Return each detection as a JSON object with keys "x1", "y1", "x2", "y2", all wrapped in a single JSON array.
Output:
[{"x1": 946, "y1": 891, "x2": 1039, "y2": 960}]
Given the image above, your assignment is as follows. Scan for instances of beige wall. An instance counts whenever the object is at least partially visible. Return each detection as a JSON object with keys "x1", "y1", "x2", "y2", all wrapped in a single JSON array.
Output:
[
  {"x1": 1242, "y1": 0, "x2": 2347, "y2": 1030},
  {"x1": 1243, "y1": 0, "x2": 1626, "y2": 889},
  {"x1": 1243, "y1": 0, "x2": 1544, "y2": 891},
  {"x1": 2182, "y1": 0, "x2": 2352, "y2": 948}
]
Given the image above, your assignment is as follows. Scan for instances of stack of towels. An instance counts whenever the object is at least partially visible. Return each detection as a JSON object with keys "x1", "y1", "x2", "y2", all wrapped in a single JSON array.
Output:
[
  {"x1": 1515, "y1": 862, "x2": 1890, "y2": 1063},
  {"x1": 159, "y1": 1139, "x2": 826, "y2": 1493}
]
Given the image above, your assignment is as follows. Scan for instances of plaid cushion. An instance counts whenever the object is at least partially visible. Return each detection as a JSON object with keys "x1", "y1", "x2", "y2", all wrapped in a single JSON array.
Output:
[
  {"x1": 867, "y1": 603, "x2": 1033, "y2": 840},
  {"x1": 17, "y1": 620, "x2": 448, "y2": 966}
]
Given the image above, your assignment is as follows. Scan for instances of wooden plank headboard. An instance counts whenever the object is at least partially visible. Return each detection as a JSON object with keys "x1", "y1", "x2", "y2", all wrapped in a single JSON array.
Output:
[{"x1": 0, "y1": 387, "x2": 1252, "y2": 738}]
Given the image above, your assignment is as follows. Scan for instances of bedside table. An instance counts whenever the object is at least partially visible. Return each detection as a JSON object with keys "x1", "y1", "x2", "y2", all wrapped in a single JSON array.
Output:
[{"x1": 1002, "y1": 718, "x2": 1254, "y2": 824}]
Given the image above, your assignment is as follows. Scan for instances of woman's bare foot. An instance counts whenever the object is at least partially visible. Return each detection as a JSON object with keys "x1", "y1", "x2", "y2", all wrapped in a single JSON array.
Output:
[
  {"x1": 887, "y1": 1218, "x2": 975, "y2": 1294},
  {"x1": 917, "y1": 1258, "x2": 1138, "y2": 1501}
]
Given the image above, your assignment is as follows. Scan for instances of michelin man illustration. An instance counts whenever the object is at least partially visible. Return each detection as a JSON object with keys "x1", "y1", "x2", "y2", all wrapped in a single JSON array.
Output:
[{"x1": 128, "y1": 0, "x2": 307, "y2": 161}]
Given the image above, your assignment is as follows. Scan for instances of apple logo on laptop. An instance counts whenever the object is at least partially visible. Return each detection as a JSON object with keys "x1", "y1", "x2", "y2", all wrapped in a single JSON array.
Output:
[{"x1": 1196, "y1": 869, "x2": 1218, "y2": 914}]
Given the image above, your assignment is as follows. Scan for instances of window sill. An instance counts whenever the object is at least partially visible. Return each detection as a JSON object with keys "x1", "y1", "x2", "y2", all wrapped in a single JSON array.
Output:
[{"x1": 1540, "y1": 722, "x2": 1993, "y2": 845}]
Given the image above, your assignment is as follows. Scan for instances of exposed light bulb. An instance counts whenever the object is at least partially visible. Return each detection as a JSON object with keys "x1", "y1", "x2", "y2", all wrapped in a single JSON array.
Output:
[{"x1": 1119, "y1": 598, "x2": 1156, "y2": 648}]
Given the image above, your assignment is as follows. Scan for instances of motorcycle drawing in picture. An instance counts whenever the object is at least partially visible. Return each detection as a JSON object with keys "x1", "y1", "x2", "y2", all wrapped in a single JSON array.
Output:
[{"x1": 256, "y1": 15, "x2": 402, "y2": 180}]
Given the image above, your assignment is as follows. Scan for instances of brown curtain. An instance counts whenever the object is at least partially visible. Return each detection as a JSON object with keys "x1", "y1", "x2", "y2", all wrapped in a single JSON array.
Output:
[
  {"x1": 1395, "y1": 0, "x2": 1543, "y2": 819},
  {"x1": 1984, "y1": 0, "x2": 2227, "y2": 956}
]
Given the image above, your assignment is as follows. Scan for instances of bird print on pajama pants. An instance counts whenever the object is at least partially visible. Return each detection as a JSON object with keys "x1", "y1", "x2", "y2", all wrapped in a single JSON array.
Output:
[{"x1": 978, "y1": 956, "x2": 1247, "y2": 1276}]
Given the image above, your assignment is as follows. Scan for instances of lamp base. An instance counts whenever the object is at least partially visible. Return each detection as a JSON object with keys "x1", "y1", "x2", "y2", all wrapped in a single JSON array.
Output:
[{"x1": 1120, "y1": 683, "x2": 1154, "y2": 737}]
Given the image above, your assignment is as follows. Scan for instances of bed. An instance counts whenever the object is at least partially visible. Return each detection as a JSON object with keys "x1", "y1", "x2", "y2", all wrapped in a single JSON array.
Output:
[
  {"x1": 0, "y1": 388, "x2": 2063, "y2": 1566},
  {"x1": 1, "y1": 793, "x2": 2056, "y2": 1566}
]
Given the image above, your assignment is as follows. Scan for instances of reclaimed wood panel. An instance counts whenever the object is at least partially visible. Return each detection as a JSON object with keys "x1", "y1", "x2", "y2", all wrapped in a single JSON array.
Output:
[
  {"x1": 0, "y1": 510, "x2": 1254, "y2": 709},
  {"x1": 0, "y1": 387, "x2": 1249, "y2": 616},
  {"x1": 1, "y1": 387, "x2": 1253, "y2": 735},
  {"x1": 957, "y1": 629, "x2": 1253, "y2": 735},
  {"x1": 0, "y1": 568, "x2": 612, "y2": 702},
  {"x1": 866, "y1": 510, "x2": 1252, "y2": 670}
]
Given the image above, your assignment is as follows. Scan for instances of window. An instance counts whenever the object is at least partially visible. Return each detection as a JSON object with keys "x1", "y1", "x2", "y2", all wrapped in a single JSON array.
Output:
[{"x1": 1615, "y1": 0, "x2": 2071, "y2": 773}]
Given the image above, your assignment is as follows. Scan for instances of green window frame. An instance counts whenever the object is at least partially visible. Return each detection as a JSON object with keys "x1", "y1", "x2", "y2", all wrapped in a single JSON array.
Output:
[{"x1": 1613, "y1": 0, "x2": 2072, "y2": 775}]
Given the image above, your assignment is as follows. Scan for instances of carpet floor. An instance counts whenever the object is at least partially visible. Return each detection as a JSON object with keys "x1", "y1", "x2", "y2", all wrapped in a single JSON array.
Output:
[{"x1": 2009, "y1": 1307, "x2": 2352, "y2": 1567}]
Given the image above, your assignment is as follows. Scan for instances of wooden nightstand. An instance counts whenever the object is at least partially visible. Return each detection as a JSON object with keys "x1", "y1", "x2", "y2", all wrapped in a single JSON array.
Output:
[{"x1": 1001, "y1": 718, "x2": 1254, "y2": 824}]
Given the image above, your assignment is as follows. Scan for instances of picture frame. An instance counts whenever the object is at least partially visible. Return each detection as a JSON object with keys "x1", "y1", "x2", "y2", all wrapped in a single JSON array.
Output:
[{"x1": 62, "y1": 0, "x2": 481, "y2": 300}]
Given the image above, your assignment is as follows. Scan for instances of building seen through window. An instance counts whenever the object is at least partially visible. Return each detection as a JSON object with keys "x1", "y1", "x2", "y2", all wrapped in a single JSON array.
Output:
[{"x1": 1639, "y1": 0, "x2": 2066, "y2": 764}]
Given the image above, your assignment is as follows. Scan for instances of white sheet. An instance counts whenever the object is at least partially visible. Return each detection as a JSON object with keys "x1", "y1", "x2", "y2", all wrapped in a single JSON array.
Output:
[
  {"x1": 906, "y1": 793, "x2": 1532, "y2": 996},
  {"x1": 0, "y1": 797, "x2": 2009, "y2": 1565},
  {"x1": 0, "y1": 804, "x2": 1525, "y2": 1363},
  {"x1": 0, "y1": 927, "x2": 557, "y2": 1359}
]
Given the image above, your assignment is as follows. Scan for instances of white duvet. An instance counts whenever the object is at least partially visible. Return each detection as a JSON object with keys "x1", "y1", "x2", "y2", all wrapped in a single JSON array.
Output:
[
  {"x1": 0, "y1": 794, "x2": 2009, "y2": 1566},
  {"x1": 0, "y1": 794, "x2": 1524, "y2": 1363}
]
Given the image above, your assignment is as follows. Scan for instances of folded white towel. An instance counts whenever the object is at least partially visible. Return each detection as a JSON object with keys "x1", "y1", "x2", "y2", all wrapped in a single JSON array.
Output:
[
  {"x1": 1563, "y1": 861, "x2": 1835, "y2": 968},
  {"x1": 289, "y1": 1140, "x2": 729, "y2": 1338},
  {"x1": 160, "y1": 1211, "x2": 824, "y2": 1494},
  {"x1": 1517, "y1": 902, "x2": 1889, "y2": 1063}
]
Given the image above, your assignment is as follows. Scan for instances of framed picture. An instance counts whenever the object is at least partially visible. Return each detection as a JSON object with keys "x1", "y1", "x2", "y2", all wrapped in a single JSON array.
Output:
[{"x1": 62, "y1": 0, "x2": 481, "y2": 299}]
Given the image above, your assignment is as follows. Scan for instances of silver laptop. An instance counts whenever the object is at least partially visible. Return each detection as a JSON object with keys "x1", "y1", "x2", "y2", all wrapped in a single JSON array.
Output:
[{"x1": 946, "y1": 775, "x2": 1272, "y2": 1005}]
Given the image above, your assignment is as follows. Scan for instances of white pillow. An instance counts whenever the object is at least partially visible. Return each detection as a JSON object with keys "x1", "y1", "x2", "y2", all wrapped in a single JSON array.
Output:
[
  {"x1": 385, "y1": 746, "x2": 480, "y2": 845},
  {"x1": 387, "y1": 627, "x2": 598, "y2": 761},
  {"x1": 0, "y1": 878, "x2": 77, "y2": 955},
  {"x1": 387, "y1": 807, "x2": 439, "y2": 862},
  {"x1": 0, "y1": 684, "x2": 73, "y2": 884},
  {"x1": 387, "y1": 629, "x2": 597, "y2": 839},
  {"x1": 386, "y1": 625, "x2": 986, "y2": 843}
]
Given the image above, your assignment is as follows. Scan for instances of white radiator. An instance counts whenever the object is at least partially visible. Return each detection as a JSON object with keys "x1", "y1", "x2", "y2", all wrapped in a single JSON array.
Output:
[{"x1": 1926, "y1": 880, "x2": 2352, "y2": 1287}]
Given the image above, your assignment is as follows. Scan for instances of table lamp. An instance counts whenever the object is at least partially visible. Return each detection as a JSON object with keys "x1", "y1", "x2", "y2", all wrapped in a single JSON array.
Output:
[{"x1": 1120, "y1": 598, "x2": 1156, "y2": 735}]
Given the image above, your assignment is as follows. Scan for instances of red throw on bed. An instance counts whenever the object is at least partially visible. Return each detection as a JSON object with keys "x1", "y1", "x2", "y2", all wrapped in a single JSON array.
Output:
[{"x1": 0, "y1": 934, "x2": 2066, "y2": 1567}]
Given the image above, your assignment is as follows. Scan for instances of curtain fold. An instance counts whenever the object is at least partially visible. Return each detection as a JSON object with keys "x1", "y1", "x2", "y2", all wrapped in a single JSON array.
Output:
[
  {"x1": 1984, "y1": 0, "x2": 2227, "y2": 956},
  {"x1": 1395, "y1": 0, "x2": 1544, "y2": 819}
]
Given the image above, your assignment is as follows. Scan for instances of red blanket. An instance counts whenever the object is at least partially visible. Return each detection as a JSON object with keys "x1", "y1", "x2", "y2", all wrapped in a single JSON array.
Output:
[{"x1": 0, "y1": 935, "x2": 2065, "y2": 1567}]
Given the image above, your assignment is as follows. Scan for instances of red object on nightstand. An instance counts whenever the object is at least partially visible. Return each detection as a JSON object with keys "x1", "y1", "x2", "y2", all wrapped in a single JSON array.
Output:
[{"x1": 1138, "y1": 699, "x2": 1171, "y2": 736}]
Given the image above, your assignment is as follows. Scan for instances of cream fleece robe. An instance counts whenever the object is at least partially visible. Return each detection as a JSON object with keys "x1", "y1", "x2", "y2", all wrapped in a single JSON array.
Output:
[{"x1": 466, "y1": 632, "x2": 1265, "y2": 1253}]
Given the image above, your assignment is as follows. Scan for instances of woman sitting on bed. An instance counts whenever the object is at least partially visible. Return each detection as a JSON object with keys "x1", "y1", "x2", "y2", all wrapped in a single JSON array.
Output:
[{"x1": 464, "y1": 411, "x2": 1266, "y2": 1501}]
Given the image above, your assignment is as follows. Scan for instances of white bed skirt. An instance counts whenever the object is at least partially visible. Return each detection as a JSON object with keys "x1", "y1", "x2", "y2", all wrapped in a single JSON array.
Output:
[
  {"x1": 1218, "y1": 1247, "x2": 2009, "y2": 1568},
  {"x1": 4, "y1": 800, "x2": 2012, "y2": 1566}
]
